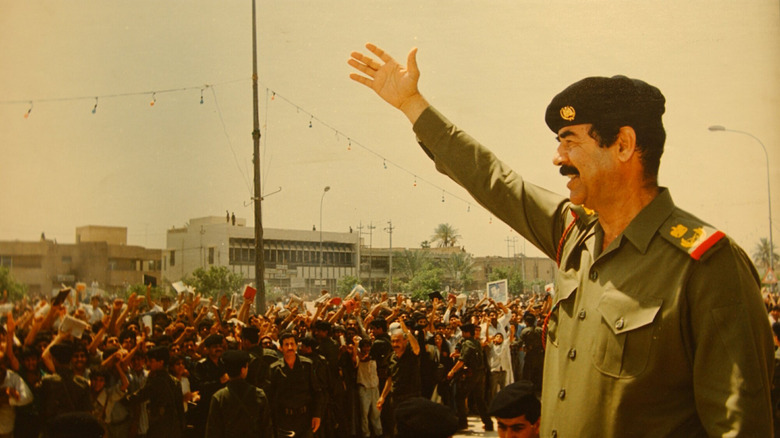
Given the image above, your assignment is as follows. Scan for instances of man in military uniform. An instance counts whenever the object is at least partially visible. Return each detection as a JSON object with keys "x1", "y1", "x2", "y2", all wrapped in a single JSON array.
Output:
[
  {"x1": 189, "y1": 334, "x2": 227, "y2": 438},
  {"x1": 204, "y1": 350, "x2": 273, "y2": 438},
  {"x1": 348, "y1": 43, "x2": 774, "y2": 436},
  {"x1": 124, "y1": 346, "x2": 185, "y2": 438},
  {"x1": 446, "y1": 323, "x2": 492, "y2": 431},
  {"x1": 266, "y1": 331, "x2": 323, "y2": 438},
  {"x1": 377, "y1": 318, "x2": 419, "y2": 435}
]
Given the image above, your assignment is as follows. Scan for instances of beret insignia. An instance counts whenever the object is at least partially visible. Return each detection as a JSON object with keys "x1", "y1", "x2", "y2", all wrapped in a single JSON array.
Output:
[{"x1": 560, "y1": 106, "x2": 576, "y2": 121}]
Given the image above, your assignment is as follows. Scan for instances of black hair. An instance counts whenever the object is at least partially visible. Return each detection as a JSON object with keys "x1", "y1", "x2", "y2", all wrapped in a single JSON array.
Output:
[{"x1": 588, "y1": 121, "x2": 665, "y2": 184}]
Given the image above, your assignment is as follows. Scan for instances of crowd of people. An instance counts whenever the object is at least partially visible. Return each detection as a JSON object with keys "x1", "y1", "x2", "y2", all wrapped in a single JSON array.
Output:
[{"x1": 0, "y1": 284, "x2": 554, "y2": 438}]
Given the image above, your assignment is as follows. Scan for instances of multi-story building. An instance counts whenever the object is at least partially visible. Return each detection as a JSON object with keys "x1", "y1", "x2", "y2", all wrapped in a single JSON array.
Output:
[
  {"x1": 0, "y1": 226, "x2": 162, "y2": 297},
  {"x1": 162, "y1": 216, "x2": 360, "y2": 297}
]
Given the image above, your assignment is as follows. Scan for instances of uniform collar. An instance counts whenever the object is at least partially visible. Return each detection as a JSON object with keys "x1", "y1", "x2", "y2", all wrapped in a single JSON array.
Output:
[{"x1": 619, "y1": 187, "x2": 675, "y2": 254}]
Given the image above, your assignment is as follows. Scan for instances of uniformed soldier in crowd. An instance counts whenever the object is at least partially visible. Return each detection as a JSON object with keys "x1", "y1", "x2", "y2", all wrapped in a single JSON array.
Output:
[
  {"x1": 348, "y1": 43, "x2": 774, "y2": 436},
  {"x1": 189, "y1": 334, "x2": 227, "y2": 438},
  {"x1": 124, "y1": 346, "x2": 185, "y2": 438},
  {"x1": 377, "y1": 318, "x2": 419, "y2": 436},
  {"x1": 367, "y1": 318, "x2": 393, "y2": 434},
  {"x1": 238, "y1": 326, "x2": 263, "y2": 388},
  {"x1": 487, "y1": 380, "x2": 540, "y2": 438},
  {"x1": 518, "y1": 313, "x2": 543, "y2": 394},
  {"x1": 204, "y1": 350, "x2": 273, "y2": 438},
  {"x1": 266, "y1": 331, "x2": 323, "y2": 438},
  {"x1": 446, "y1": 322, "x2": 492, "y2": 432}
]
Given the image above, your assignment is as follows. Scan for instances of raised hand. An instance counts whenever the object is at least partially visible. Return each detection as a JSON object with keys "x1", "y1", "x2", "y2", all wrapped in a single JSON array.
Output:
[{"x1": 348, "y1": 43, "x2": 428, "y2": 123}]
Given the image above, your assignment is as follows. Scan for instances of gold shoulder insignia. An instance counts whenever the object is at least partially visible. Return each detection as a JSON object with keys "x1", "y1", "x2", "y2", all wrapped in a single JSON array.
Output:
[{"x1": 661, "y1": 216, "x2": 725, "y2": 260}]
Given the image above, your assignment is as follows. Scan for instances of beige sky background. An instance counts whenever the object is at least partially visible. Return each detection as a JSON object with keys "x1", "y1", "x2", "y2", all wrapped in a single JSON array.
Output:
[{"x1": 1, "y1": 0, "x2": 778, "y2": 260}]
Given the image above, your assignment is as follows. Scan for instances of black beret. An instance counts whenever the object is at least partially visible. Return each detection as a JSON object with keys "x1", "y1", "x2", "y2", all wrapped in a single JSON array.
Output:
[
  {"x1": 49, "y1": 342, "x2": 74, "y2": 364},
  {"x1": 146, "y1": 345, "x2": 170, "y2": 363},
  {"x1": 203, "y1": 334, "x2": 224, "y2": 348},
  {"x1": 220, "y1": 349, "x2": 250, "y2": 370},
  {"x1": 395, "y1": 397, "x2": 458, "y2": 438},
  {"x1": 545, "y1": 75, "x2": 665, "y2": 134},
  {"x1": 428, "y1": 291, "x2": 444, "y2": 301},
  {"x1": 314, "y1": 320, "x2": 332, "y2": 332},
  {"x1": 488, "y1": 380, "x2": 540, "y2": 419}
]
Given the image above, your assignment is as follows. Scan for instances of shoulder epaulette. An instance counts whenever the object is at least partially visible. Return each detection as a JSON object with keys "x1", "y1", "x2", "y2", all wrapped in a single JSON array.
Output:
[{"x1": 660, "y1": 215, "x2": 725, "y2": 260}]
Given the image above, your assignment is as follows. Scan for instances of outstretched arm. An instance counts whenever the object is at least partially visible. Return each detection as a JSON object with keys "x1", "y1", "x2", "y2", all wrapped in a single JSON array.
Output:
[{"x1": 348, "y1": 43, "x2": 430, "y2": 124}]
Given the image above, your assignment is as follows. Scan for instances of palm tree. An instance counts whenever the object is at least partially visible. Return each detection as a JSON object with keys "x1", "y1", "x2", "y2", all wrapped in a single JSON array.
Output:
[
  {"x1": 431, "y1": 223, "x2": 461, "y2": 248},
  {"x1": 394, "y1": 249, "x2": 432, "y2": 281},
  {"x1": 442, "y1": 252, "x2": 475, "y2": 290},
  {"x1": 752, "y1": 238, "x2": 778, "y2": 271}
]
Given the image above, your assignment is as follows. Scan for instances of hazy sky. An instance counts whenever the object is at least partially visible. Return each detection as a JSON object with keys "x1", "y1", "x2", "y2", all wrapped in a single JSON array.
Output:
[{"x1": 1, "y1": 1, "x2": 778, "y2": 260}]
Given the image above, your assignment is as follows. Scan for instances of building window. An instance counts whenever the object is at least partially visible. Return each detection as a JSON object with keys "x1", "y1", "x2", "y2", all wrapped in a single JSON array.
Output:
[
  {"x1": 170, "y1": 251, "x2": 176, "y2": 267},
  {"x1": 208, "y1": 247, "x2": 215, "y2": 265},
  {"x1": 0, "y1": 256, "x2": 11, "y2": 267},
  {"x1": 61, "y1": 256, "x2": 72, "y2": 264}
]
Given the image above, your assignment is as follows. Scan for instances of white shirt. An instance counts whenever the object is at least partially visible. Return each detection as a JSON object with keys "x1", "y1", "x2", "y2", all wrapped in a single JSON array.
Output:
[{"x1": 0, "y1": 370, "x2": 33, "y2": 434}]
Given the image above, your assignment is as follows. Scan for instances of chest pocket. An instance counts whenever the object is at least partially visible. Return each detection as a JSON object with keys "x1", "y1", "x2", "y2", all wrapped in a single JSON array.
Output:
[
  {"x1": 548, "y1": 269, "x2": 579, "y2": 349},
  {"x1": 591, "y1": 290, "x2": 662, "y2": 378}
]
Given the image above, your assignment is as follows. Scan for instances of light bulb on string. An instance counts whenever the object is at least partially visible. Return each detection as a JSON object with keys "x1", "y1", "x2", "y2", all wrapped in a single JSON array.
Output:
[
  {"x1": 383, "y1": 160, "x2": 387, "y2": 169},
  {"x1": 347, "y1": 140, "x2": 352, "y2": 151},
  {"x1": 150, "y1": 93, "x2": 156, "y2": 107},
  {"x1": 413, "y1": 177, "x2": 417, "y2": 187},
  {"x1": 489, "y1": 217, "x2": 493, "y2": 224},
  {"x1": 308, "y1": 117, "x2": 313, "y2": 128},
  {"x1": 442, "y1": 191, "x2": 445, "y2": 203},
  {"x1": 271, "y1": 92, "x2": 276, "y2": 101},
  {"x1": 23, "y1": 102, "x2": 32, "y2": 119},
  {"x1": 91, "y1": 97, "x2": 98, "y2": 114},
  {"x1": 200, "y1": 89, "x2": 204, "y2": 105},
  {"x1": 467, "y1": 205, "x2": 470, "y2": 212}
]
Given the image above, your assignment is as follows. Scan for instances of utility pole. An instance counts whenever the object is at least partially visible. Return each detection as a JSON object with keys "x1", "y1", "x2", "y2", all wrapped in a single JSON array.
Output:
[
  {"x1": 356, "y1": 222, "x2": 364, "y2": 287},
  {"x1": 385, "y1": 221, "x2": 394, "y2": 294},
  {"x1": 367, "y1": 222, "x2": 375, "y2": 292},
  {"x1": 251, "y1": 0, "x2": 266, "y2": 313}
]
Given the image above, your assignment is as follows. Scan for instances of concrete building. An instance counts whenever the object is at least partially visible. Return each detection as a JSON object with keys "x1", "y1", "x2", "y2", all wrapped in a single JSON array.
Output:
[
  {"x1": 0, "y1": 226, "x2": 162, "y2": 297},
  {"x1": 162, "y1": 216, "x2": 360, "y2": 296}
]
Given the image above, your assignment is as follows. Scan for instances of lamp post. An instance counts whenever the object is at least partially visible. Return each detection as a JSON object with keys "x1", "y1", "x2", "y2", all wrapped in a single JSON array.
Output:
[
  {"x1": 319, "y1": 186, "x2": 331, "y2": 291},
  {"x1": 708, "y1": 125, "x2": 774, "y2": 276}
]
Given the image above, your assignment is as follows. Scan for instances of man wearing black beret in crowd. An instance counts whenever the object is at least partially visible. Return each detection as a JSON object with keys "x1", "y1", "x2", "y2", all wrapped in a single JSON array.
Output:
[
  {"x1": 393, "y1": 397, "x2": 458, "y2": 438},
  {"x1": 205, "y1": 350, "x2": 273, "y2": 438},
  {"x1": 124, "y1": 346, "x2": 185, "y2": 438},
  {"x1": 488, "y1": 380, "x2": 540, "y2": 438},
  {"x1": 348, "y1": 43, "x2": 773, "y2": 436},
  {"x1": 190, "y1": 334, "x2": 227, "y2": 438},
  {"x1": 39, "y1": 340, "x2": 92, "y2": 424}
]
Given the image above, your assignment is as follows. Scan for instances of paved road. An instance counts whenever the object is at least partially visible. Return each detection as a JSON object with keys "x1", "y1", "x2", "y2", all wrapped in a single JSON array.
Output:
[{"x1": 452, "y1": 415, "x2": 499, "y2": 438}]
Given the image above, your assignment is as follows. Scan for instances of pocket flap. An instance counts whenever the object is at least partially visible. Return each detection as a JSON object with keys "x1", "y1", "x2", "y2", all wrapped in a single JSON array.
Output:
[{"x1": 597, "y1": 291, "x2": 662, "y2": 335}]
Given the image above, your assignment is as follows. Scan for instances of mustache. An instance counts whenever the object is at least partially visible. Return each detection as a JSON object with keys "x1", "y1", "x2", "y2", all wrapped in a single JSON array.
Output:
[{"x1": 559, "y1": 165, "x2": 580, "y2": 177}]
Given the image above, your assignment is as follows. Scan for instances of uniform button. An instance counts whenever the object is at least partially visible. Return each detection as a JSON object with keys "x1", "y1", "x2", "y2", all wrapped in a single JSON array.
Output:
[
  {"x1": 578, "y1": 309, "x2": 587, "y2": 320},
  {"x1": 615, "y1": 317, "x2": 625, "y2": 330},
  {"x1": 589, "y1": 270, "x2": 598, "y2": 281},
  {"x1": 558, "y1": 389, "x2": 566, "y2": 400},
  {"x1": 552, "y1": 431, "x2": 558, "y2": 438},
  {"x1": 568, "y1": 348, "x2": 576, "y2": 359}
]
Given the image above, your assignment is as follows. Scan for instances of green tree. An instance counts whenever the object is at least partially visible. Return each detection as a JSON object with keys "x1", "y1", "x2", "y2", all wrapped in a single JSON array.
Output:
[
  {"x1": 420, "y1": 240, "x2": 431, "y2": 249},
  {"x1": 185, "y1": 266, "x2": 244, "y2": 299},
  {"x1": 337, "y1": 275, "x2": 361, "y2": 297},
  {"x1": 488, "y1": 266, "x2": 525, "y2": 296},
  {"x1": 431, "y1": 223, "x2": 461, "y2": 248},
  {"x1": 402, "y1": 267, "x2": 444, "y2": 301},
  {"x1": 752, "y1": 237, "x2": 778, "y2": 272},
  {"x1": 0, "y1": 267, "x2": 27, "y2": 302},
  {"x1": 394, "y1": 249, "x2": 433, "y2": 281},
  {"x1": 441, "y1": 252, "x2": 475, "y2": 291}
]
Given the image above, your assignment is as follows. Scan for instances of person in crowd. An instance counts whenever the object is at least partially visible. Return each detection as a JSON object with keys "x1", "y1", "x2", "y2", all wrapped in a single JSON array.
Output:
[{"x1": 205, "y1": 350, "x2": 273, "y2": 438}]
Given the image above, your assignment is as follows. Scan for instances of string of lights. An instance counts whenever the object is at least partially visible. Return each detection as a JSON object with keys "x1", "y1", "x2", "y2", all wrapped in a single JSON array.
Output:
[{"x1": 1, "y1": 79, "x2": 492, "y2": 224}]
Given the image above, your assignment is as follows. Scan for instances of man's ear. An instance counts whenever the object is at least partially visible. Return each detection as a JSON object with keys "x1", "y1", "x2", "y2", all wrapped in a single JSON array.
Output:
[{"x1": 615, "y1": 126, "x2": 637, "y2": 162}]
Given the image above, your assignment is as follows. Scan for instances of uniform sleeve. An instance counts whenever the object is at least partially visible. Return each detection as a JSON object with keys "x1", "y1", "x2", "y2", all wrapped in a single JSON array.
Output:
[
  {"x1": 412, "y1": 106, "x2": 570, "y2": 259},
  {"x1": 204, "y1": 394, "x2": 224, "y2": 438},
  {"x1": 258, "y1": 389, "x2": 274, "y2": 438},
  {"x1": 685, "y1": 241, "x2": 774, "y2": 436}
]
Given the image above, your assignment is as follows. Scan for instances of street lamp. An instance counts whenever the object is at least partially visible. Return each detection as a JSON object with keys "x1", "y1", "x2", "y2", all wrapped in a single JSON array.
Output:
[
  {"x1": 319, "y1": 186, "x2": 331, "y2": 290},
  {"x1": 708, "y1": 125, "x2": 774, "y2": 276}
]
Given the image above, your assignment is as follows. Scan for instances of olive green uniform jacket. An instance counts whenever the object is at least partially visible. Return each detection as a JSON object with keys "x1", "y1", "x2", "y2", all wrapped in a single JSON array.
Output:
[{"x1": 413, "y1": 106, "x2": 774, "y2": 437}]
